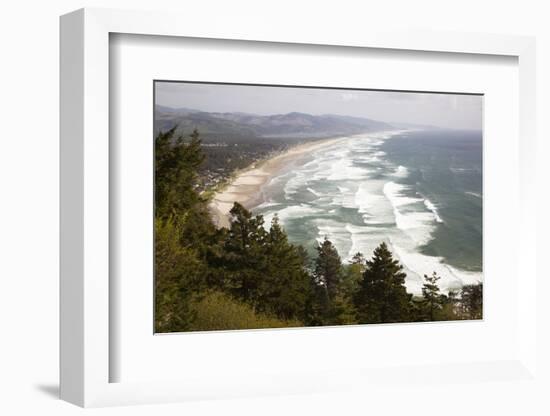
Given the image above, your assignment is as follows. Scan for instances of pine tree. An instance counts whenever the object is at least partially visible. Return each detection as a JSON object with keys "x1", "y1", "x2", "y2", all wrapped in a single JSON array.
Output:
[
  {"x1": 154, "y1": 217, "x2": 205, "y2": 332},
  {"x1": 223, "y1": 202, "x2": 269, "y2": 303},
  {"x1": 260, "y1": 215, "x2": 310, "y2": 320},
  {"x1": 308, "y1": 237, "x2": 355, "y2": 325},
  {"x1": 154, "y1": 129, "x2": 215, "y2": 332},
  {"x1": 459, "y1": 282, "x2": 483, "y2": 319},
  {"x1": 342, "y1": 252, "x2": 365, "y2": 295},
  {"x1": 314, "y1": 237, "x2": 343, "y2": 300},
  {"x1": 438, "y1": 290, "x2": 458, "y2": 321},
  {"x1": 155, "y1": 128, "x2": 205, "y2": 219},
  {"x1": 354, "y1": 242, "x2": 411, "y2": 324},
  {"x1": 421, "y1": 272, "x2": 444, "y2": 321},
  {"x1": 350, "y1": 252, "x2": 366, "y2": 266}
]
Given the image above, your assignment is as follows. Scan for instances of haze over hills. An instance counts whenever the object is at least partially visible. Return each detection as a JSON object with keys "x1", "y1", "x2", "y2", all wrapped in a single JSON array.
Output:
[{"x1": 154, "y1": 105, "x2": 399, "y2": 140}]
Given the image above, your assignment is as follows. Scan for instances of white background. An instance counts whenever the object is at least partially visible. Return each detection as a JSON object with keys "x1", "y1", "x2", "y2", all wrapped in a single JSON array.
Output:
[{"x1": 1, "y1": 0, "x2": 548, "y2": 415}]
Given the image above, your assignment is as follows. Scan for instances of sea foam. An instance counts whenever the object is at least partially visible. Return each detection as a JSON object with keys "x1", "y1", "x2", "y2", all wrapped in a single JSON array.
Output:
[
  {"x1": 393, "y1": 165, "x2": 409, "y2": 178},
  {"x1": 424, "y1": 199, "x2": 444, "y2": 223},
  {"x1": 383, "y1": 181, "x2": 437, "y2": 245}
]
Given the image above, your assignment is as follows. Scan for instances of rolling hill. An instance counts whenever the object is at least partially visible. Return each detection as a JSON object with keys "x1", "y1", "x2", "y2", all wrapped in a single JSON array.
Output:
[{"x1": 154, "y1": 106, "x2": 395, "y2": 140}]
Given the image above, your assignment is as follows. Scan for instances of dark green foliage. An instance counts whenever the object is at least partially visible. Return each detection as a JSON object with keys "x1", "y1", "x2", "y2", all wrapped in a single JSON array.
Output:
[
  {"x1": 459, "y1": 282, "x2": 483, "y2": 319},
  {"x1": 439, "y1": 290, "x2": 459, "y2": 321},
  {"x1": 341, "y1": 253, "x2": 365, "y2": 297},
  {"x1": 154, "y1": 128, "x2": 215, "y2": 332},
  {"x1": 155, "y1": 218, "x2": 203, "y2": 332},
  {"x1": 308, "y1": 238, "x2": 341, "y2": 325},
  {"x1": 350, "y1": 252, "x2": 366, "y2": 266},
  {"x1": 220, "y1": 207, "x2": 311, "y2": 321},
  {"x1": 421, "y1": 272, "x2": 445, "y2": 321},
  {"x1": 307, "y1": 238, "x2": 356, "y2": 325},
  {"x1": 155, "y1": 128, "x2": 204, "y2": 219},
  {"x1": 354, "y1": 242, "x2": 411, "y2": 324},
  {"x1": 261, "y1": 215, "x2": 311, "y2": 320},
  {"x1": 314, "y1": 237, "x2": 343, "y2": 300},
  {"x1": 221, "y1": 202, "x2": 269, "y2": 303}
]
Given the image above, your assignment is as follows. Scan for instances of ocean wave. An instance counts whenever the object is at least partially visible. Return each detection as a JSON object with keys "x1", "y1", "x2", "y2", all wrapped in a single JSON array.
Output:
[
  {"x1": 262, "y1": 203, "x2": 322, "y2": 229},
  {"x1": 307, "y1": 187, "x2": 323, "y2": 197},
  {"x1": 390, "y1": 241, "x2": 482, "y2": 294},
  {"x1": 424, "y1": 199, "x2": 444, "y2": 223},
  {"x1": 255, "y1": 200, "x2": 283, "y2": 209},
  {"x1": 450, "y1": 167, "x2": 480, "y2": 174},
  {"x1": 383, "y1": 181, "x2": 436, "y2": 245},
  {"x1": 355, "y1": 182, "x2": 386, "y2": 214},
  {"x1": 326, "y1": 158, "x2": 369, "y2": 181},
  {"x1": 383, "y1": 182, "x2": 424, "y2": 206},
  {"x1": 393, "y1": 165, "x2": 409, "y2": 178},
  {"x1": 465, "y1": 191, "x2": 482, "y2": 198},
  {"x1": 315, "y1": 219, "x2": 353, "y2": 255},
  {"x1": 331, "y1": 190, "x2": 357, "y2": 209},
  {"x1": 283, "y1": 173, "x2": 307, "y2": 197}
]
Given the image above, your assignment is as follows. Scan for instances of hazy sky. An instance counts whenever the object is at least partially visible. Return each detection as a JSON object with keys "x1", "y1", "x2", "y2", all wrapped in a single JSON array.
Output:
[{"x1": 155, "y1": 82, "x2": 482, "y2": 130}]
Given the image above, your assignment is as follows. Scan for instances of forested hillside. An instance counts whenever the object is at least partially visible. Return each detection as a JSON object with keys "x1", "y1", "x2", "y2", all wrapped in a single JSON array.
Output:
[
  {"x1": 155, "y1": 128, "x2": 483, "y2": 332},
  {"x1": 155, "y1": 106, "x2": 395, "y2": 191}
]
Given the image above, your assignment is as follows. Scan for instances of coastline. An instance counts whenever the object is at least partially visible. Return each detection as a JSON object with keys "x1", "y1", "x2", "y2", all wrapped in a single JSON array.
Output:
[{"x1": 208, "y1": 135, "x2": 354, "y2": 228}]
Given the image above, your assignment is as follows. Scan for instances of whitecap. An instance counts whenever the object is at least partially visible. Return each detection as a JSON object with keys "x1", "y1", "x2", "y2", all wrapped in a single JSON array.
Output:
[
  {"x1": 465, "y1": 191, "x2": 482, "y2": 198},
  {"x1": 383, "y1": 181, "x2": 436, "y2": 245},
  {"x1": 424, "y1": 198, "x2": 444, "y2": 223},
  {"x1": 265, "y1": 204, "x2": 322, "y2": 226},
  {"x1": 307, "y1": 187, "x2": 323, "y2": 197},
  {"x1": 393, "y1": 165, "x2": 409, "y2": 178},
  {"x1": 255, "y1": 200, "x2": 283, "y2": 209},
  {"x1": 389, "y1": 241, "x2": 482, "y2": 294}
]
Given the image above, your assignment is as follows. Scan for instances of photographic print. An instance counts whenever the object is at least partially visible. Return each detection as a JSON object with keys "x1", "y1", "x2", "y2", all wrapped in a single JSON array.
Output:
[{"x1": 154, "y1": 81, "x2": 483, "y2": 333}]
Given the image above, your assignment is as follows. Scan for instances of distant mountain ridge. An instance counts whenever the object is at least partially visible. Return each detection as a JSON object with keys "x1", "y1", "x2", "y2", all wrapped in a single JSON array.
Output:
[{"x1": 155, "y1": 106, "x2": 395, "y2": 139}]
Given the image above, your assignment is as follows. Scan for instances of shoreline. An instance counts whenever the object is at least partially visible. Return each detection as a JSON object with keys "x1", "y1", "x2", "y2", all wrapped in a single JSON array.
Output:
[{"x1": 208, "y1": 134, "x2": 356, "y2": 228}]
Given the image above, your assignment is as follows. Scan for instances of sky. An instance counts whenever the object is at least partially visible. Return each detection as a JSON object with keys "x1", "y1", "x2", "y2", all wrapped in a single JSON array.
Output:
[{"x1": 155, "y1": 81, "x2": 483, "y2": 130}]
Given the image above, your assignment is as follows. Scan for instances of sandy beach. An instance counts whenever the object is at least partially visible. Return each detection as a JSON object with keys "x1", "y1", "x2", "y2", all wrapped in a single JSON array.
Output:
[{"x1": 208, "y1": 136, "x2": 352, "y2": 228}]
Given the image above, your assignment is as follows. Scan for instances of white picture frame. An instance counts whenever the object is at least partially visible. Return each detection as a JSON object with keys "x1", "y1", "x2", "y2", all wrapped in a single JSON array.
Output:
[{"x1": 60, "y1": 7, "x2": 538, "y2": 408}]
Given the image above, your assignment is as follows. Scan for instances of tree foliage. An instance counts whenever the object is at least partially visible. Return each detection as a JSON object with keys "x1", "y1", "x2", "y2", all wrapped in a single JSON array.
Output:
[
  {"x1": 459, "y1": 283, "x2": 483, "y2": 319},
  {"x1": 421, "y1": 272, "x2": 445, "y2": 321},
  {"x1": 155, "y1": 128, "x2": 204, "y2": 219},
  {"x1": 354, "y1": 242, "x2": 411, "y2": 324},
  {"x1": 155, "y1": 217, "x2": 203, "y2": 332}
]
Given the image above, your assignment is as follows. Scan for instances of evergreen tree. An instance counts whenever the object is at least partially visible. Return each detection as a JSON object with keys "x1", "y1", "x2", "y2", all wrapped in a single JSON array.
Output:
[
  {"x1": 154, "y1": 217, "x2": 204, "y2": 332},
  {"x1": 260, "y1": 215, "x2": 310, "y2": 320},
  {"x1": 314, "y1": 237, "x2": 343, "y2": 300},
  {"x1": 308, "y1": 237, "x2": 355, "y2": 325},
  {"x1": 438, "y1": 290, "x2": 458, "y2": 321},
  {"x1": 354, "y1": 242, "x2": 411, "y2": 324},
  {"x1": 154, "y1": 129, "x2": 215, "y2": 332},
  {"x1": 342, "y1": 252, "x2": 365, "y2": 296},
  {"x1": 305, "y1": 280, "x2": 330, "y2": 326},
  {"x1": 350, "y1": 252, "x2": 366, "y2": 266},
  {"x1": 459, "y1": 282, "x2": 483, "y2": 319},
  {"x1": 155, "y1": 128, "x2": 204, "y2": 219},
  {"x1": 222, "y1": 202, "x2": 269, "y2": 303},
  {"x1": 421, "y1": 272, "x2": 444, "y2": 321}
]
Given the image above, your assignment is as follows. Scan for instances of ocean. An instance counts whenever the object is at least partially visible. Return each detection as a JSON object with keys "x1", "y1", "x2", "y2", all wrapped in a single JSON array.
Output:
[{"x1": 252, "y1": 129, "x2": 483, "y2": 294}]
